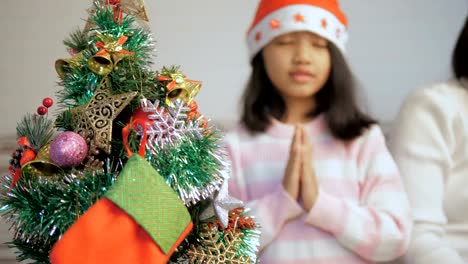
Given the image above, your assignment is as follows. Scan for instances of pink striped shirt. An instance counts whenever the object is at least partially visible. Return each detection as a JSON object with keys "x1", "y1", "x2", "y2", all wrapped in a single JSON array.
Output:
[{"x1": 224, "y1": 115, "x2": 412, "y2": 263}]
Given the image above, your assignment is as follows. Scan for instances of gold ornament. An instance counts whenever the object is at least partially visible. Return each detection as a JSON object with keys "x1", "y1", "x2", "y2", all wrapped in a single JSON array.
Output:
[
  {"x1": 119, "y1": 0, "x2": 149, "y2": 22},
  {"x1": 88, "y1": 34, "x2": 134, "y2": 75},
  {"x1": 21, "y1": 145, "x2": 64, "y2": 178},
  {"x1": 71, "y1": 77, "x2": 137, "y2": 154},
  {"x1": 158, "y1": 72, "x2": 201, "y2": 107},
  {"x1": 96, "y1": 34, "x2": 129, "y2": 53},
  {"x1": 187, "y1": 228, "x2": 252, "y2": 263},
  {"x1": 88, "y1": 52, "x2": 114, "y2": 75},
  {"x1": 55, "y1": 51, "x2": 84, "y2": 79},
  {"x1": 110, "y1": 52, "x2": 131, "y2": 66},
  {"x1": 84, "y1": 0, "x2": 149, "y2": 32}
]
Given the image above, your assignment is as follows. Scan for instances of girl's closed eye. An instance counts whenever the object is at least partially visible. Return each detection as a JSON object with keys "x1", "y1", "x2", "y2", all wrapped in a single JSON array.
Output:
[
  {"x1": 274, "y1": 36, "x2": 295, "y2": 45},
  {"x1": 280, "y1": 41, "x2": 294, "y2": 46},
  {"x1": 276, "y1": 39, "x2": 295, "y2": 45},
  {"x1": 308, "y1": 35, "x2": 328, "y2": 48},
  {"x1": 311, "y1": 40, "x2": 328, "y2": 48}
]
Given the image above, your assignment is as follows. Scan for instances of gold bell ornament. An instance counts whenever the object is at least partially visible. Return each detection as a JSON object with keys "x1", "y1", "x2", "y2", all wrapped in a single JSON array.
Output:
[
  {"x1": 21, "y1": 144, "x2": 64, "y2": 178},
  {"x1": 158, "y1": 72, "x2": 201, "y2": 107},
  {"x1": 88, "y1": 34, "x2": 134, "y2": 75},
  {"x1": 88, "y1": 52, "x2": 114, "y2": 75},
  {"x1": 55, "y1": 51, "x2": 84, "y2": 79}
]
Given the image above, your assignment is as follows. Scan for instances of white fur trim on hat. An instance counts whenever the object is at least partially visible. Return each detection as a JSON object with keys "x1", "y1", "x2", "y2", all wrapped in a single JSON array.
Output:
[{"x1": 247, "y1": 4, "x2": 348, "y2": 59}]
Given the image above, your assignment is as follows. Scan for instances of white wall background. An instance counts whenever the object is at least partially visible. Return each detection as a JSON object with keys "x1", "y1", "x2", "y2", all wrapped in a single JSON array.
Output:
[{"x1": 0, "y1": 0, "x2": 467, "y2": 137}]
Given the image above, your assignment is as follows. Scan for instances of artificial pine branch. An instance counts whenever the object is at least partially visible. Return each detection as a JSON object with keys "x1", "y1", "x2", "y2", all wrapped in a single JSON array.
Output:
[
  {"x1": 63, "y1": 28, "x2": 90, "y2": 52},
  {"x1": 16, "y1": 114, "x2": 55, "y2": 151},
  {"x1": 55, "y1": 109, "x2": 74, "y2": 131},
  {"x1": 8, "y1": 238, "x2": 52, "y2": 263}
]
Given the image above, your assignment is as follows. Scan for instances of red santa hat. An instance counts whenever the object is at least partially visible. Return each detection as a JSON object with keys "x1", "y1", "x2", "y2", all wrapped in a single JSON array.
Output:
[{"x1": 247, "y1": 0, "x2": 348, "y2": 59}]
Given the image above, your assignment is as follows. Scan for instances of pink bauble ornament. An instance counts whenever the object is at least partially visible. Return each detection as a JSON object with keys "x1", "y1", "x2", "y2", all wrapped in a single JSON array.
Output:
[{"x1": 50, "y1": 132, "x2": 88, "y2": 168}]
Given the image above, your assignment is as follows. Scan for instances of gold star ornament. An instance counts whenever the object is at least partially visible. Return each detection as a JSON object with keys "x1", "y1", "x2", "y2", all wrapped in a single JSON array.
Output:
[
  {"x1": 71, "y1": 77, "x2": 137, "y2": 154},
  {"x1": 84, "y1": 0, "x2": 149, "y2": 31},
  {"x1": 119, "y1": 0, "x2": 149, "y2": 22}
]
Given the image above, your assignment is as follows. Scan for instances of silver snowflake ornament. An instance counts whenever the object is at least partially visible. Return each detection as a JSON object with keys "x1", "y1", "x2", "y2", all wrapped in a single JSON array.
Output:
[{"x1": 137, "y1": 98, "x2": 205, "y2": 150}]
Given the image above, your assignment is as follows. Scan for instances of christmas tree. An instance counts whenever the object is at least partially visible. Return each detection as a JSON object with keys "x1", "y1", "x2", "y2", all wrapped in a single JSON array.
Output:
[{"x1": 0, "y1": 1, "x2": 259, "y2": 263}]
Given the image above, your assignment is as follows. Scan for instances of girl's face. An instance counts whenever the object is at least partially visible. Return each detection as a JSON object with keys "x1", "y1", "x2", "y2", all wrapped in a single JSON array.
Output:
[{"x1": 262, "y1": 31, "x2": 331, "y2": 102}]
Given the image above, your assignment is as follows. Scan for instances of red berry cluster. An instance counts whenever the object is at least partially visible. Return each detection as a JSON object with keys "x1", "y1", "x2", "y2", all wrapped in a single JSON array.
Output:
[{"x1": 37, "y1": 97, "x2": 54, "y2": 116}]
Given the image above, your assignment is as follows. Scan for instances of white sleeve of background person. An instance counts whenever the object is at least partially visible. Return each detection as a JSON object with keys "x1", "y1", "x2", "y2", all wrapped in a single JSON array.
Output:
[{"x1": 389, "y1": 86, "x2": 466, "y2": 264}]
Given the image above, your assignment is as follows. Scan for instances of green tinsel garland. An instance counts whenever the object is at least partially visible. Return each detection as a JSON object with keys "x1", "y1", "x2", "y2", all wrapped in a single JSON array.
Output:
[
  {"x1": 108, "y1": 60, "x2": 165, "y2": 108},
  {"x1": 148, "y1": 130, "x2": 228, "y2": 206},
  {"x1": 90, "y1": 4, "x2": 154, "y2": 64},
  {"x1": 0, "y1": 169, "x2": 117, "y2": 263},
  {"x1": 57, "y1": 50, "x2": 101, "y2": 107}
]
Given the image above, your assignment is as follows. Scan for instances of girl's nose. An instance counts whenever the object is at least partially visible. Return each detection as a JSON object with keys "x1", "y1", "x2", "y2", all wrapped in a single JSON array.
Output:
[{"x1": 292, "y1": 43, "x2": 311, "y2": 65}]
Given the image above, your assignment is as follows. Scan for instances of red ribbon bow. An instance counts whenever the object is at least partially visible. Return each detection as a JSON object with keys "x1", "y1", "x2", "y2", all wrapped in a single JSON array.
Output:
[
  {"x1": 157, "y1": 75, "x2": 201, "y2": 92},
  {"x1": 95, "y1": 36, "x2": 134, "y2": 57},
  {"x1": 108, "y1": 0, "x2": 124, "y2": 24}
]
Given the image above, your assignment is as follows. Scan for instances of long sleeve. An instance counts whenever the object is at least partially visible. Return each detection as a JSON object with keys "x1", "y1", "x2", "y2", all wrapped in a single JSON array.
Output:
[
  {"x1": 223, "y1": 132, "x2": 304, "y2": 251},
  {"x1": 305, "y1": 126, "x2": 413, "y2": 262},
  {"x1": 389, "y1": 88, "x2": 465, "y2": 263}
]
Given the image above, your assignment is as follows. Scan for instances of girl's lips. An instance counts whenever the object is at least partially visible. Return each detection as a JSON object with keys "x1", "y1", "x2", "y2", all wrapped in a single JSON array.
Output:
[{"x1": 290, "y1": 70, "x2": 315, "y2": 83}]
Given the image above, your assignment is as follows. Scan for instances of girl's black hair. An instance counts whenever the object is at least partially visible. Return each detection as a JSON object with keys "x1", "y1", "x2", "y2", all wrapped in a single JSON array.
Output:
[
  {"x1": 240, "y1": 43, "x2": 376, "y2": 141},
  {"x1": 453, "y1": 16, "x2": 468, "y2": 79}
]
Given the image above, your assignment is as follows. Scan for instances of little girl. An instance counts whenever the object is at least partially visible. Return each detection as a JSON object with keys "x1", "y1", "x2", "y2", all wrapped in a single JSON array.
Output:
[{"x1": 224, "y1": 0, "x2": 412, "y2": 263}]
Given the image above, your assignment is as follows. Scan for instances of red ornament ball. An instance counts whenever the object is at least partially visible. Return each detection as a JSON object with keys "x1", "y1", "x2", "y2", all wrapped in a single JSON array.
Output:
[
  {"x1": 50, "y1": 132, "x2": 88, "y2": 168},
  {"x1": 37, "y1": 106, "x2": 48, "y2": 115},
  {"x1": 42, "y1": 97, "x2": 54, "y2": 108},
  {"x1": 132, "y1": 108, "x2": 152, "y2": 122}
]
